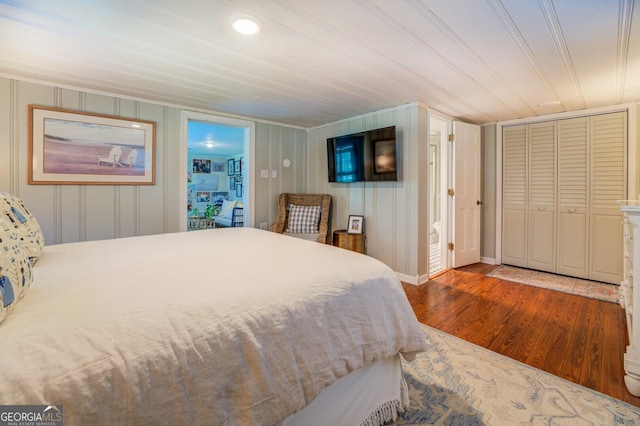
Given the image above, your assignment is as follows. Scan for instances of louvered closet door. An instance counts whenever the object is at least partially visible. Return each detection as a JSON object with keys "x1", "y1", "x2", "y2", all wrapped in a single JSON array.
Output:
[
  {"x1": 502, "y1": 125, "x2": 527, "y2": 267},
  {"x1": 589, "y1": 111, "x2": 627, "y2": 284},
  {"x1": 557, "y1": 117, "x2": 589, "y2": 278},
  {"x1": 527, "y1": 122, "x2": 556, "y2": 272}
]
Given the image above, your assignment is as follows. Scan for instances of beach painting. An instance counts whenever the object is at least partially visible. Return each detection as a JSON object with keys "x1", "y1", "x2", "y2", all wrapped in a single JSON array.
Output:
[{"x1": 29, "y1": 105, "x2": 156, "y2": 185}]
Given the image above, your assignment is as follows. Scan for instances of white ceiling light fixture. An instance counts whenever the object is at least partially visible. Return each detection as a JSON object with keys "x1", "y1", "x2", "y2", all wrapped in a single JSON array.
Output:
[
  {"x1": 537, "y1": 100, "x2": 562, "y2": 107},
  {"x1": 230, "y1": 14, "x2": 261, "y2": 36}
]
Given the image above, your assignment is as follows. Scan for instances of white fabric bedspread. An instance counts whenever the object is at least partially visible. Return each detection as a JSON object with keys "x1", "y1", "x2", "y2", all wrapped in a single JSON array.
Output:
[{"x1": 0, "y1": 228, "x2": 427, "y2": 425}]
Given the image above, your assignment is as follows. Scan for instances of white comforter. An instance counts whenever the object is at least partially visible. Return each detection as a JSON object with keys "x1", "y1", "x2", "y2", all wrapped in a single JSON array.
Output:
[{"x1": 0, "y1": 228, "x2": 427, "y2": 425}]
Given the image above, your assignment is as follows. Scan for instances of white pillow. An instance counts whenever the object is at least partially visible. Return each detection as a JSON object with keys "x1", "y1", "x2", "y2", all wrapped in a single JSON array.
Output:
[{"x1": 218, "y1": 199, "x2": 237, "y2": 219}]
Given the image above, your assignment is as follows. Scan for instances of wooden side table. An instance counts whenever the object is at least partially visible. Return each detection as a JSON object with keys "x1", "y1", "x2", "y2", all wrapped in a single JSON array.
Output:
[{"x1": 333, "y1": 230, "x2": 366, "y2": 254}]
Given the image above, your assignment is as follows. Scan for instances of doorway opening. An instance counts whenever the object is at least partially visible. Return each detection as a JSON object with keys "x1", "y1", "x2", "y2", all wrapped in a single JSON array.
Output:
[
  {"x1": 181, "y1": 111, "x2": 255, "y2": 231},
  {"x1": 429, "y1": 114, "x2": 450, "y2": 277}
]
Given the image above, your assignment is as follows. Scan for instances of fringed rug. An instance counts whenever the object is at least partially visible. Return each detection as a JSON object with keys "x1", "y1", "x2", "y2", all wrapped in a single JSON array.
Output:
[
  {"x1": 486, "y1": 265, "x2": 619, "y2": 303},
  {"x1": 397, "y1": 325, "x2": 640, "y2": 425}
]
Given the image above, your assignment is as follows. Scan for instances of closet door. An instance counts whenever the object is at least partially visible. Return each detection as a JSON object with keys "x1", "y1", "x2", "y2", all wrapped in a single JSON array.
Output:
[
  {"x1": 527, "y1": 122, "x2": 556, "y2": 272},
  {"x1": 502, "y1": 125, "x2": 527, "y2": 267},
  {"x1": 589, "y1": 111, "x2": 626, "y2": 283},
  {"x1": 556, "y1": 117, "x2": 589, "y2": 278}
]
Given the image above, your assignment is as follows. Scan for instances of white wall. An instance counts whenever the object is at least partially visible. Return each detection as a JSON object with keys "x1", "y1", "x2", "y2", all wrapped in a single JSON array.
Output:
[{"x1": 307, "y1": 103, "x2": 430, "y2": 281}]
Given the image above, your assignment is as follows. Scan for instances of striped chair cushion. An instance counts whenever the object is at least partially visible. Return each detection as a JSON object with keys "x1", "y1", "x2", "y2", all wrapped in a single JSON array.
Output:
[{"x1": 286, "y1": 204, "x2": 322, "y2": 234}]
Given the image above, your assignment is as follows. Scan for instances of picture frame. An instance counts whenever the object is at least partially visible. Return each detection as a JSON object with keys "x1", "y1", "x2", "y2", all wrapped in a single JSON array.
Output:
[
  {"x1": 192, "y1": 158, "x2": 211, "y2": 173},
  {"x1": 347, "y1": 215, "x2": 364, "y2": 234},
  {"x1": 212, "y1": 161, "x2": 224, "y2": 172},
  {"x1": 195, "y1": 174, "x2": 218, "y2": 191},
  {"x1": 374, "y1": 140, "x2": 397, "y2": 173},
  {"x1": 210, "y1": 192, "x2": 228, "y2": 208},
  {"x1": 196, "y1": 191, "x2": 210, "y2": 203},
  {"x1": 230, "y1": 177, "x2": 236, "y2": 190},
  {"x1": 227, "y1": 159, "x2": 235, "y2": 176},
  {"x1": 28, "y1": 105, "x2": 155, "y2": 185},
  {"x1": 235, "y1": 159, "x2": 242, "y2": 175},
  {"x1": 236, "y1": 183, "x2": 243, "y2": 198}
]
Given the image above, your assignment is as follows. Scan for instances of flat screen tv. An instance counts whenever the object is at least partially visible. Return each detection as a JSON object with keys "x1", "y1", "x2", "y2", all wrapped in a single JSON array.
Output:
[{"x1": 327, "y1": 126, "x2": 399, "y2": 183}]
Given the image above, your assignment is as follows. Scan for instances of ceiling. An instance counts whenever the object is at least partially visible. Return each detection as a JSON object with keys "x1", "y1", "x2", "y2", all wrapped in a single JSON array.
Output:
[
  {"x1": 1, "y1": 0, "x2": 639, "y2": 129},
  {"x1": 188, "y1": 121, "x2": 244, "y2": 157}
]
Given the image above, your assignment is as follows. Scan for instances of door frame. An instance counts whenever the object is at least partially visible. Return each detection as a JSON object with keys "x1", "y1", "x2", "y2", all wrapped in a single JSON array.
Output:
[
  {"x1": 180, "y1": 110, "x2": 255, "y2": 231},
  {"x1": 427, "y1": 110, "x2": 452, "y2": 277}
]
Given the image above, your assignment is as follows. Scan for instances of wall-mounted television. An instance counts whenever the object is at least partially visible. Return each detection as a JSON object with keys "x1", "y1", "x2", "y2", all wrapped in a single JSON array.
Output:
[{"x1": 327, "y1": 125, "x2": 399, "y2": 183}]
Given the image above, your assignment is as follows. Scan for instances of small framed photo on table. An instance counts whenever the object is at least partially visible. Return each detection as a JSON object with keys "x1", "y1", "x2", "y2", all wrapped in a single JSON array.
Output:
[{"x1": 347, "y1": 215, "x2": 364, "y2": 234}]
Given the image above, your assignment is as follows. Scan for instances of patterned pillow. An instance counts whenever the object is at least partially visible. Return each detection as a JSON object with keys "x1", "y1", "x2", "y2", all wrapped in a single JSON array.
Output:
[
  {"x1": 0, "y1": 214, "x2": 33, "y2": 324},
  {"x1": 218, "y1": 199, "x2": 237, "y2": 219},
  {"x1": 0, "y1": 191, "x2": 44, "y2": 264},
  {"x1": 286, "y1": 204, "x2": 322, "y2": 234}
]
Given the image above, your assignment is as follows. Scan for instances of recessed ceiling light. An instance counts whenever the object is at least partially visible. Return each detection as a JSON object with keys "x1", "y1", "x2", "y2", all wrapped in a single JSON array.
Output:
[
  {"x1": 537, "y1": 100, "x2": 561, "y2": 107},
  {"x1": 230, "y1": 14, "x2": 261, "y2": 35}
]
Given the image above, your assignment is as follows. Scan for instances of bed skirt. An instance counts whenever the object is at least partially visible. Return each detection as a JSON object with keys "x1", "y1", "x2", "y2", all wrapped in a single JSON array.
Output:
[{"x1": 283, "y1": 355, "x2": 406, "y2": 426}]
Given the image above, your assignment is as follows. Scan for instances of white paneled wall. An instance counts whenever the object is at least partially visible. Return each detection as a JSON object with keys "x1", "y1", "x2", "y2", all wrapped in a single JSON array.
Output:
[
  {"x1": 254, "y1": 123, "x2": 307, "y2": 230},
  {"x1": 0, "y1": 77, "x2": 307, "y2": 245},
  {"x1": 307, "y1": 103, "x2": 429, "y2": 281},
  {"x1": 0, "y1": 79, "x2": 182, "y2": 245}
]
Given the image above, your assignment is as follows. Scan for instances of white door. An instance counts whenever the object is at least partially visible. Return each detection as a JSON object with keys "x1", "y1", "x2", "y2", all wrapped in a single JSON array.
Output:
[
  {"x1": 527, "y1": 122, "x2": 556, "y2": 272},
  {"x1": 556, "y1": 117, "x2": 589, "y2": 278},
  {"x1": 452, "y1": 121, "x2": 481, "y2": 268},
  {"x1": 502, "y1": 125, "x2": 528, "y2": 267}
]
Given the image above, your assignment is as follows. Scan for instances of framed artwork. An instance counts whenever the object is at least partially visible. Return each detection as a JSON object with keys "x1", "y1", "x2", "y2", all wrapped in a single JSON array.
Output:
[
  {"x1": 230, "y1": 177, "x2": 236, "y2": 190},
  {"x1": 227, "y1": 159, "x2": 235, "y2": 176},
  {"x1": 236, "y1": 183, "x2": 243, "y2": 198},
  {"x1": 212, "y1": 161, "x2": 225, "y2": 172},
  {"x1": 235, "y1": 158, "x2": 242, "y2": 174},
  {"x1": 374, "y1": 140, "x2": 397, "y2": 173},
  {"x1": 28, "y1": 105, "x2": 155, "y2": 185},
  {"x1": 195, "y1": 174, "x2": 218, "y2": 191},
  {"x1": 210, "y1": 192, "x2": 228, "y2": 208},
  {"x1": 196, "y1": 191, "x2": 210, "y2": 203},
  {"x1": 192, "y1": 158, "x2": 211, "y2": 173},
  {"x1": 347, "y1": 215, "x2": 364, "y2": 234}
]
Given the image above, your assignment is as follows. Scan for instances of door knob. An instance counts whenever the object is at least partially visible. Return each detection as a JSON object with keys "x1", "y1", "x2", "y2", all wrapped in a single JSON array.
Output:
[{"x1": 476, "y1": 200, "x2": 483, "y2": 205}]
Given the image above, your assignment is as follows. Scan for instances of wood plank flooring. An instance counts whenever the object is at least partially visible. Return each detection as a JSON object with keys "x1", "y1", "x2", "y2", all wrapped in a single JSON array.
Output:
[{"x1": 402, "y1": 262, "x2": 640, "y2": 407}]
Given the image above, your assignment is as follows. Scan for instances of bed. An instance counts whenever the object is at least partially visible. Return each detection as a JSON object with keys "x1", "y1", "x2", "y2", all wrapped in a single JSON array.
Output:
[{"x1": 0, "y1": 194, "x2": 427, "y2": 425}]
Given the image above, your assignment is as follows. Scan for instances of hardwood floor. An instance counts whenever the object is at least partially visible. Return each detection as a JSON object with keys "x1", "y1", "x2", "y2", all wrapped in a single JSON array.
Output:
[{"x1": 402, "y1": 262, "x2": 640, "y2": 407}]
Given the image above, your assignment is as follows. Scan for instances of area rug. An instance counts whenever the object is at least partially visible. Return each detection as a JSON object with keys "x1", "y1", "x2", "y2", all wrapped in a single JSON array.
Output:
[
  {"x1": 397, "y1": 325, "x2": 640, "y2": 425},
  {"x1": 486, "y1": 265, "x2": 619, "y2": 303}
]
